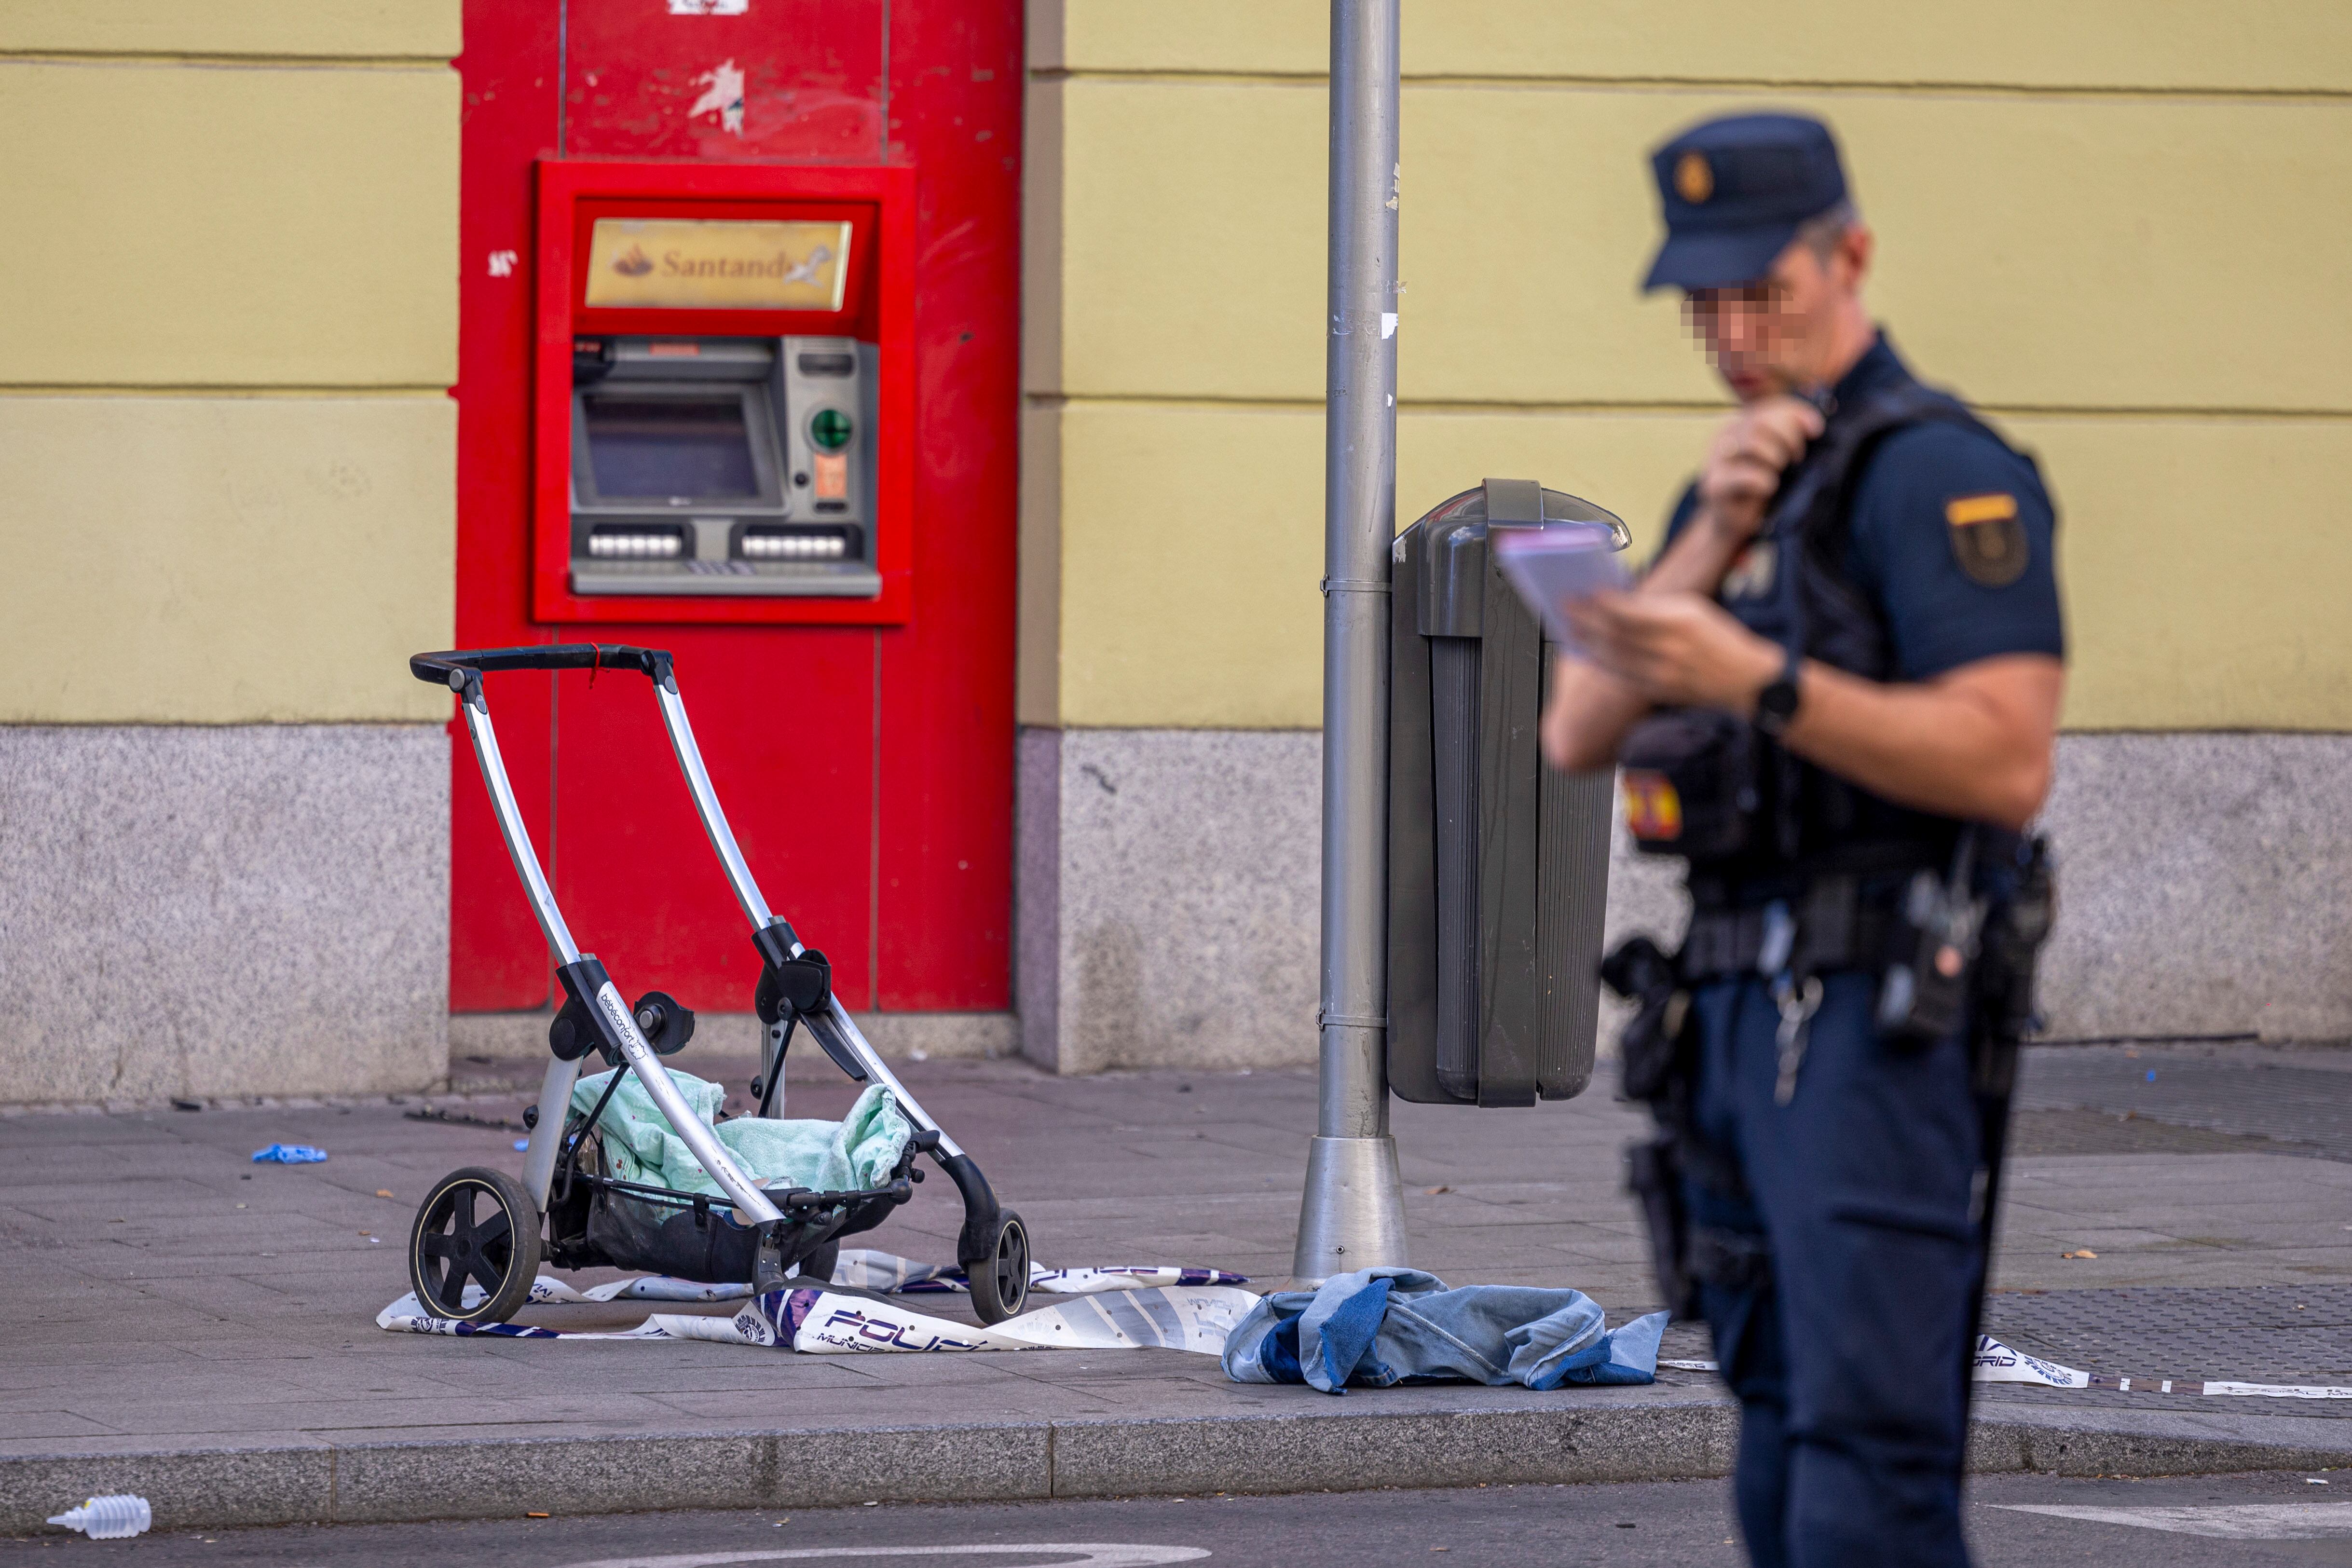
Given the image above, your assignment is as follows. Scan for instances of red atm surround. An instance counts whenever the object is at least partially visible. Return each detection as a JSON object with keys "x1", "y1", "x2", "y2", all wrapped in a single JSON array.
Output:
[
  {"x1": 532, "y1": 160, "x2": 916, "y2": 626},
  {"x1": 452, "y1": 0, "x2": 1021, "y2": 1022}
]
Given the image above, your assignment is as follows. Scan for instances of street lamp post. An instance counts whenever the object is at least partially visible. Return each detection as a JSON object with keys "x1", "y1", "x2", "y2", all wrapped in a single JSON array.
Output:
[{"x1": 1290, "y1": 0, "x2": 1410, "y2": 1287}]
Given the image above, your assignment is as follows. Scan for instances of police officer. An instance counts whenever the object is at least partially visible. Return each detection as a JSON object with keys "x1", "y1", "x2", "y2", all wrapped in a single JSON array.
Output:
[{"x1": 1540, "y1": 113, "x2": 2065, "y2": 1567}]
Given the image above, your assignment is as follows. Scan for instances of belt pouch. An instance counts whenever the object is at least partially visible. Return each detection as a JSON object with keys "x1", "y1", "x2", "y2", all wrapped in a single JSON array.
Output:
[{"x1": 1618, "y1": 707, "x2": 1759, "y2": 860}]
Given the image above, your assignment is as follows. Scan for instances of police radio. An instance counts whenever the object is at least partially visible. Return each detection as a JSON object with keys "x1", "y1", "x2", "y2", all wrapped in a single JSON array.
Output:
[{"x1": 1876, "y1": 830, "x2": 1986, "y2": 1046}]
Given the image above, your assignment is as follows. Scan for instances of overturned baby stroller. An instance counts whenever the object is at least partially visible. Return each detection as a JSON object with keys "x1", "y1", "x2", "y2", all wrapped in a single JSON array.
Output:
[{"x1": 405, "y1": 645, "x2": 1031, "y2": 1326}]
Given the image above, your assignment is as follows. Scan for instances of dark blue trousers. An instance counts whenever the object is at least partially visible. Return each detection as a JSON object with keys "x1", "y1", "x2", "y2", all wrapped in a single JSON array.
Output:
[{"x1": 1686, "y1": 969, "x2": 1983, "y2": 1568}]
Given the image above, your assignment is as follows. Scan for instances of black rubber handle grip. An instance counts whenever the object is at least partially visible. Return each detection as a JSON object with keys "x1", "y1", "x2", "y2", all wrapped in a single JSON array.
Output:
[{"x1": 410, "y1": 645, "x2": 671, "y2": 686}]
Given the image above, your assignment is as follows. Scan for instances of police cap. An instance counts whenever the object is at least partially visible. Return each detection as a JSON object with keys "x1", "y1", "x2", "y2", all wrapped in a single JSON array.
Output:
[{"x1": 1641, "y1": 112, "x2": 1848, "y2": 293}]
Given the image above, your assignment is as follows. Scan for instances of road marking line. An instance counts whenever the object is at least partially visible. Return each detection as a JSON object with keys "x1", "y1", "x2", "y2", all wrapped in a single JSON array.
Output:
[
  {"x1": 1995, "y1": 1503, "x2": 2352, "y2": 1540},
  {"x1": 556, "y1": 1546, "x2": 1211, "y2": 1568}
]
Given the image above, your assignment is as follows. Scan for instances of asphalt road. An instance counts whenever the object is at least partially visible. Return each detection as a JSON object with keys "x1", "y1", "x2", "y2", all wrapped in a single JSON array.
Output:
[{"x1": 10, "y1": 1472, "x2": 2352, "y2": 1566}]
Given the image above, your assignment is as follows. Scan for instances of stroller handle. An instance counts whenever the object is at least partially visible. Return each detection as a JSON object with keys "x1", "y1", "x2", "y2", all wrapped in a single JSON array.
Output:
[{"x1": 411, "y1": 644, "x2": 673, "y2": 690}]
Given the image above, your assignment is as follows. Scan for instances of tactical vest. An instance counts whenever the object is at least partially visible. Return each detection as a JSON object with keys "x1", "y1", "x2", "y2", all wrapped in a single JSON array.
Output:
[{"x1": 1619, "y1": 373, "x2": 2041, "y2": 899}]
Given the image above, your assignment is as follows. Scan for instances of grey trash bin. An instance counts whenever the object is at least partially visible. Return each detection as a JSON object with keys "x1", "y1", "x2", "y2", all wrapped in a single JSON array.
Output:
[{"x1": 1387, "y1": 477, "x2": 1632, "y2": 1106}]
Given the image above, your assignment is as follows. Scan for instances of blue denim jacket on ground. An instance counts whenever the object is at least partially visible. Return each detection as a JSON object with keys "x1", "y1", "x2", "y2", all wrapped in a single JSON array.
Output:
[{"x1": 1221, "y1": 1268, "x2": 1669, "y2": 1394}]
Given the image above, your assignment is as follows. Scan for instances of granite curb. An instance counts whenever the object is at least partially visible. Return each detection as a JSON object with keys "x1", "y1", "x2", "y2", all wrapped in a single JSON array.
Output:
[{"x1": 10, "y1": 1397, "x2": 2351, "y2": 1533}]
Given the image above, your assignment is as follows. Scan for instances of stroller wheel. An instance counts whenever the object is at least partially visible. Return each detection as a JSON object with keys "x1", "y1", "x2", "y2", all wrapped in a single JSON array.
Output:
[
  {"x1": 966, "y1": 1210, "x2": 1029, "y2": 1324},
  {"x1": 409, "y1": 1167, "x2": 542, "y2": 1325}
]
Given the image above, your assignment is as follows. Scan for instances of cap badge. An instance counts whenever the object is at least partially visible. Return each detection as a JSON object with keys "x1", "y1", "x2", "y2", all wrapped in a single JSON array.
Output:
[{"x1": 1674, "y1": 150, "x2": 1714, "y2": 204}]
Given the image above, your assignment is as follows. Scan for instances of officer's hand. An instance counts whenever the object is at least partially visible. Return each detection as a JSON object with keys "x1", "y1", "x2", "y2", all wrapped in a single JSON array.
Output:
[
  {"x1": 1697, "y1": 395, "x2": 1825, "y2": 540},
  {"x1": 1567, "y1": 590, "x2": 1784, "y2": 712}
]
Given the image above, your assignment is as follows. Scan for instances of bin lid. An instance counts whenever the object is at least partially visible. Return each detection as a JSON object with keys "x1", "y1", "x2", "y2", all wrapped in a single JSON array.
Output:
[{"x1": 1414, "y1": 479, "x2": 1631, "y2": 551}]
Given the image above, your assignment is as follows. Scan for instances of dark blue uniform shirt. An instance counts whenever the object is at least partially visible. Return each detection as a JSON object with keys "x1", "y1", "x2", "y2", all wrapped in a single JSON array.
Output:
[
  {"x1": 1657, "y1": 335, "x2": 2064, "y2": 874},
  {"x1": 1665, "y1": 335, "x2": 2065, "y2": 679}
]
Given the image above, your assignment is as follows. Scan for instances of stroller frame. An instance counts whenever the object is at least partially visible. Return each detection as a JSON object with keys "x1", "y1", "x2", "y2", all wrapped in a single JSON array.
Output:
[{"x1": 407, "y1": 644, "x2": 1029, "y2": 1325}]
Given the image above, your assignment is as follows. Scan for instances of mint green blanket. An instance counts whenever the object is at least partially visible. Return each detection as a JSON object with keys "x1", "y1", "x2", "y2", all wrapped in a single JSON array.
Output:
[{"x1": 569, "y1": 1068, "x2": 912, "y2": 1200}]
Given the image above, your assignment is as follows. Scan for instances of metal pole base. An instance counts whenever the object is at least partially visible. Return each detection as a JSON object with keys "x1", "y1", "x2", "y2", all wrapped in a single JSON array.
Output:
[{"x1": 1287, "y1": 1133, "x2": 1409, "y2": 1288}]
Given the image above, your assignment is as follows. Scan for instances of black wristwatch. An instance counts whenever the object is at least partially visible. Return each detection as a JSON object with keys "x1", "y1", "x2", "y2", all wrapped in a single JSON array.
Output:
[{"x1": 1754, "y1": 650, "x2": 1804, "y2": 739}]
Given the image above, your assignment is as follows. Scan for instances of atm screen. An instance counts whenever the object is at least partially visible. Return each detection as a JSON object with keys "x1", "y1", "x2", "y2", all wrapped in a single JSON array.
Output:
[{"x1": 582, "y1": 395, "x2": 762, "y2": 501}]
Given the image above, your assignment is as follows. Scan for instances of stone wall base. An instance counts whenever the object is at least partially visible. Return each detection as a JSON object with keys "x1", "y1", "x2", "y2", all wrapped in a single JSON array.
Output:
[
  {"x1": 1017, "y1": 727, "x2": 1320, "y2": 1073},
  {"x1": 0, "y1": 724, "x2": 450, "y2": 1104},
  {"x1": 11, "y1": 724, "x2": 2336, "y2": 1104},
  {"x1": 1017, "y1": 726, "x2": 2352, "y2": 1073}
]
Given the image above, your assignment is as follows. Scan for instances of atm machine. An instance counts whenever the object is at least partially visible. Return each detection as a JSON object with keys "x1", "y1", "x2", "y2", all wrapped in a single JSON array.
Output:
[{"x1": 529, "y1": 171, "x2": 915, "y2": 627}]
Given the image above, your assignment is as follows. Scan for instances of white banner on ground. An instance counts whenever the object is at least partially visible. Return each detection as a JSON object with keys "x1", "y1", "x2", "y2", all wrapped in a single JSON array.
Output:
[
  {"x1": 377, "y1": 1281, "x2": 1258, "y2": 1355},
  {"x1": 1973, "y1": 1336, "x2": 2352, "y2": 1399},
  {"x1": 831, "y1": 1250, "x2": 1247, "y2": 1297},
  {"x1": 488, "y1": 1250, "x2": 1249, "y2": 1306},
  {"x1": 2200, "y1": 1381, "x2": 2352, "y2": 1400},
  {"x1": 1664, "y1": 1340, "x2": 2352, "y2": 1401},
  {"x1": 1971, "y1": 1336, "x2": 2094, "y2": 1389}
]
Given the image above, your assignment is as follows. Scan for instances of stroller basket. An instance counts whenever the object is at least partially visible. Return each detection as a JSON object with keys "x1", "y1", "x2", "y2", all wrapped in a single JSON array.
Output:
[
  {"x1": 574, "y1": 1176, "x2": 910, "y2": 1287},
  {"x1": 405, "y1": 644, "x2": 1031, "y2": 1327}
]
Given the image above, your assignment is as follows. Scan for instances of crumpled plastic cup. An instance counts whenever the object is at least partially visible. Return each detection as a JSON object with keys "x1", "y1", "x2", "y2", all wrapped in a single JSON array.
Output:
[{"x1": 251, "y1": 1144, "x2": 329, "y2": 1164}]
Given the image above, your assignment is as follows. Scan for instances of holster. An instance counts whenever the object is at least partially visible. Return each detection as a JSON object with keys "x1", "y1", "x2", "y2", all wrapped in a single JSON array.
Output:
[
  {"x1": 1604, "y1": 933, "x2": 1707, "y2": 1319},
  {"x1": 1602, "y1": 934, "x2": 1688, "y2": 1104},
  {"x1": 1956, "y1": 833, "x2": 2054, "y2": 1417},
  {"x1": 1625, "y1": 1136, "x2": 1696, "y2": 1320},
  {"x1": 1975, "y1": 833, "x2": 2055, "y2": 1076}
]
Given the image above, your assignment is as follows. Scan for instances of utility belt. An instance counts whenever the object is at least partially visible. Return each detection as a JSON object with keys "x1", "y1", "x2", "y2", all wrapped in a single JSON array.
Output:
[
  {"x1": 1679, "y1": 875, "x2": 1903, "y2": 985},
  {"x1": 1612, "y1": 854, "x2": 1981, "y2": 1106},
  {"x1": 1607, "y1": 833, "x2": 2056, "y2": 1318}
]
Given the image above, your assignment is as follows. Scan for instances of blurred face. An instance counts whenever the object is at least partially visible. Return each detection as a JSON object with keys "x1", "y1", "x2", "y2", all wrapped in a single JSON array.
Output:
[{"x1": 1682, "y1": 224, "x2": 1870, "y2": 402}]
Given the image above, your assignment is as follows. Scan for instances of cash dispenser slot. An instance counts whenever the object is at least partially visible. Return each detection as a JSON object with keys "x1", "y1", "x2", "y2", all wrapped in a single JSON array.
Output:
[
  {"x1": 587, "y1": 524, "x2": 689, "y2": 560},
  {"x1": 567, "y1": 334, "x2": 879, "y2": 599},
  {"x1": 736, "y1": 523, "x2": 860, "y2": 561}
]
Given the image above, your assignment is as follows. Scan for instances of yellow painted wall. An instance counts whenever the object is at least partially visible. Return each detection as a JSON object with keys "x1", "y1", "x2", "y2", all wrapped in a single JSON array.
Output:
[
  {"x1": 1051, "y1": 401, "x2": 2352, "y2": 733},
  {"x1": 0, "y1": 398, "x2": 456, "y2": 724},
  {"x1": 1040, "y1": 0, "x2": 2352, "y2": 94},
  {"x1": 0, "y1": 62, "x2": 458, "y2": 388},
  {"x1": 0, "y1": 2, "x2": 458, "y2": 58},
  {"x1": 1024, "y1": 0, "x2": 2352, "y2": 732},
  {"x1": 0, "y1": 9, "x2": 457, "y2": 723}
]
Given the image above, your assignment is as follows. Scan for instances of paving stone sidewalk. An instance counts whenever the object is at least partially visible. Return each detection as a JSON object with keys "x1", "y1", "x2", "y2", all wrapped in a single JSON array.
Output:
[
  {"x1": 1978, "y1": 1042, "x2": 2352, "y2": 1419},
  {"x1": 1, "y1": 1040, "x2": 2348, "y2": 1525}
]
